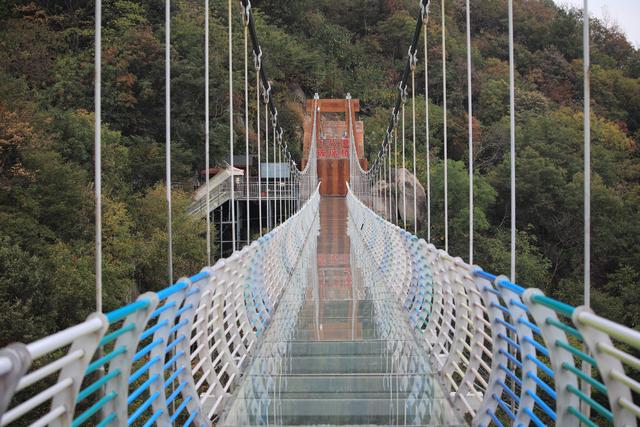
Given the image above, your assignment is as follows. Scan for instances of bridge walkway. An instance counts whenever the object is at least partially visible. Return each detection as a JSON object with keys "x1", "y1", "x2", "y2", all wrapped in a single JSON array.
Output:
[{"x1": 221, "y1": 197, "x2": 463, "y2": 426}]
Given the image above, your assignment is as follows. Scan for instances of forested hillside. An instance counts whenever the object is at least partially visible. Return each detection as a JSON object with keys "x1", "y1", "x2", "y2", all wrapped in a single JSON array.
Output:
[{"x1": 1, "y1": 0, "x2": 639, "y2": 347}]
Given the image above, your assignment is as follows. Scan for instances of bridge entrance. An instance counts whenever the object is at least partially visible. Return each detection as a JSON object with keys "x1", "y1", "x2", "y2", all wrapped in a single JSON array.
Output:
[{"x1": 302, "y1": 99, "x2": 367, "y2": 196}]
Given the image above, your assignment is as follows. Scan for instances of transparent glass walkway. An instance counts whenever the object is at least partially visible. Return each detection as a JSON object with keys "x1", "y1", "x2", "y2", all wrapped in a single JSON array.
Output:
[{"x1": 221, "y1": 197, "x2": 464, "y2": 426}]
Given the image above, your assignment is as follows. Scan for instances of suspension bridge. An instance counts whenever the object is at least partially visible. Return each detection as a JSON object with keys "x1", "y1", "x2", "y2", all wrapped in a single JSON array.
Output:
[{"x1": 1, "y1": 0, "x2": 639, "y2": 426}]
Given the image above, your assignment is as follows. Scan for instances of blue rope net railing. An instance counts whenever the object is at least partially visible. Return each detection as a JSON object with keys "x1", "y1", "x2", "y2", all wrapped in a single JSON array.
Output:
[{"x1": 346, "y1": 185, "x2": 640, "y2": 427}]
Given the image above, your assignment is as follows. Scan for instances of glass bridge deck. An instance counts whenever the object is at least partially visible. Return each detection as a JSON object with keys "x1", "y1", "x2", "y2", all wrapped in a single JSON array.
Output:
[{"x1": 220, "y1": 197, "x2": 464, "y2": 426}]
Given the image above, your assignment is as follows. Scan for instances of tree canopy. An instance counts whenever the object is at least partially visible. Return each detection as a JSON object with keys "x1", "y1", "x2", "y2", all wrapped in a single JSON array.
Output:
[{"x1": 0, "y1": 0, "x2": 638, "y2": 347}]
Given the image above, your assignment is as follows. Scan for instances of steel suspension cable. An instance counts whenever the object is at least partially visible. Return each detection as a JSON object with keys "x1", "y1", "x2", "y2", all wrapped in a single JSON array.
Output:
[
  {"x1": 205, "y1": 0, "x2": 211, "y2": 265},
  {"x1": 441, "y1": 0, "x2": 448, "y2": 253},
  {"x1": 166, "y1": 0, "x2": 176, "y2": 408},
  {"x1": 410, "y1": 50, "x2": 418, "y2": 235},
  {"x1": 583, "y1": 0, "x2": 593, "y2": 410},
  {"x1": 264, "y1": 86, "x2": 270, "y2": 230},
  {"x1": 424, "y1": 19, "x2": 431, "y2": 243},
  {"x1": 583, "y1": 0, "x2": 591, "y2": 310},
  {"x1": 166, "y1": 0, "x2": 174, "y2": 279},
  {"x1": 466, "y1": 0, "x2": 473, "y2": 264},
  {"x1": 272, "y1": 119, "x2": 277, "y2": 226},
  {"x1": 243, "y1": 8, "x2": 250, "y2": 246},
  {"x1": 507, "y1": 0, "x2": 517, "y2": 412},
  {"x1": 388, "y1": 138, "x2": 392, "y2": 220},
  {"x1": 95, "y1": 0, "x2": 102, "y2": 313},
  {"x1": 508, "y1": 0, "x2": 516, "y2": 282},
  {"x1": 228, "y1": 0, "x2": 236, "y2": 252},
  {"x1": 383, "y1": 146, "x2": 387, "y2": 218},
  {"x1": 394, "y1": 126, "x2": 399, "y2": 225},
  {"x1": 255, "y1": 49, "x2": 262, "y2": 236},
  {"x1": 278, "y1": 142, "x2": 283, "y2": 224},
  {"x1": 401, "y1": 100, "x2": 407, "y2": 229}
]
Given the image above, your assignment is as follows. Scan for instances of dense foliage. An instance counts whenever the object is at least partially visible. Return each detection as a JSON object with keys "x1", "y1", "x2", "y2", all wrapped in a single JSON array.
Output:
[{"x1": 0, "y1": 0, "x2": 638, "y2": 346}]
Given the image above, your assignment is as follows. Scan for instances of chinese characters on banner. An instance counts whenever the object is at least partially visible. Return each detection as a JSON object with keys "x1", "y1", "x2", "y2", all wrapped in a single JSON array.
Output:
[{"x1": 317, "y1": 137, "x2": 350, "y2": 159}]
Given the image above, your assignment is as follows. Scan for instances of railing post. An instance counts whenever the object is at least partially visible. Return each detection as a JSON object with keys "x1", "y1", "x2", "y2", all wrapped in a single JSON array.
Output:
[
  {"x1": 496, "y1": 277, "x2": 537, "y2": 425},
  {"x1": 472, "y1": 273, "x2": 508, "y2": 426},
  {"x1": 572, "y1": 306, "x2": 637, "y2": 426},
  {"x1": 102, "y1": 293, "x2": 158, "y2": 426},
  {"x1": 523, "y1": 288, "x2": 581, "y2": 425},
  {"x1": 0, "y1": 344, "x2": 30, "y2": 421}
]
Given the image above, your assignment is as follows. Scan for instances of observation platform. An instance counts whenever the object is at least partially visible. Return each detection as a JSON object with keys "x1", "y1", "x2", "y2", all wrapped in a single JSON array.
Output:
[{"x1": 219, "y1": 197, "x2": 462, "y2": 426}]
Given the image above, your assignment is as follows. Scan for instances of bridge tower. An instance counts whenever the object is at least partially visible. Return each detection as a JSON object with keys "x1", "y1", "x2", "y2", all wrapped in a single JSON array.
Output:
[{"x1": 302, "y1": 98, "x2": 367, "y2": 196}]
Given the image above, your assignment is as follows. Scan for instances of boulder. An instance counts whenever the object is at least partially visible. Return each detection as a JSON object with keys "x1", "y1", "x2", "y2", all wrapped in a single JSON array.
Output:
[{"x1": 391, "y1": 168, "x2": 426, "y2": 228}]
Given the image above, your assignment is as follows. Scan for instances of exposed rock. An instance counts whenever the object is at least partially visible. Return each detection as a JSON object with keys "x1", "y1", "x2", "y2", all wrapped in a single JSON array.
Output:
[{"x1": 390, "y1": 168, "x2": 426, "y2": 228}]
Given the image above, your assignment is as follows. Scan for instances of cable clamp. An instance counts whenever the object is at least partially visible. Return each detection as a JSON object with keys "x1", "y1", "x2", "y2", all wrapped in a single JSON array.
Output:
[
  {"x1": 253, "y1": 46, "x2": 262, "y2": 71},
  {"x1": 399, "y1": 83, "x2": 408, "y2": 104},
  {"x1": 262, "y1": 81, "x2": 271, "y2": 104},
  {"x1": 420, "y1": 0, "x2": 430, "y2": 23},
  {"x1": 241, "y1": 1, "x2": 251, "y2": 27},
  {"x1": 393, "y1": 108, "x2": 400, "y2": 125},
  {"x1": 272, "y1": 110, "x2": 278, "y2": 127},
  {"x1": 408, "y1": 46, "x2": 418, "y2": 70}
]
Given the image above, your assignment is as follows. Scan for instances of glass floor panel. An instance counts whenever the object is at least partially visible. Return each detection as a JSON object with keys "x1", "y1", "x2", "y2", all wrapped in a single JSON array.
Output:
[{"x1": 220, "y1": 197, "x2": 464, "y2": 426}]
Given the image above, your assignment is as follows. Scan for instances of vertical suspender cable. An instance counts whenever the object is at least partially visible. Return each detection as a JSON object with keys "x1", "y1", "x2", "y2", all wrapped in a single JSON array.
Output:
[
  {"x1": 411, "y1": 60, "x2": 418, "y2": 235},
  {"x1": 394, "y1": 127, "x2": 399, "y2": 225},
  {"x1": 278, "y1": 143, "x2": 282, "y2": 223},
  {"x1": 255, "y1": 51, "x2": 262, "y2": 236},
  {"x1": 95, "y1": 0, "x2": 102, "y2": 314},
  {"x1": 401, "y1": 102, "x2": 407, "y2": 229},
  {"x1": 583, "y1": 0, "x2": 591, "y2": 310},
  {"x1": 94, "y1": 0, "x2": 105, "y2": 389},
  {"x1": 508, "y1": 0, "x2": 516, "y2": 282},
  {"x1": 383, "y1": 148, "x2": 387, "y2": 219},
  {"x1": 388, "y1": 141, "x2": 392, "y2": 220},
  {"x1": 583, "y1": 0, "x2": 593, "y2": 411},
  {"x1": 466, "y1": 0, "x2": 473, "y2": 264},
  {"x1": 243, "y1": 15, "x2": 250, "y2": 245},
  {"x1": 204, "y1": 0, "x2": 211, "y2": 265},
  {"x1": 441, "y1": 0, "x2": 448, "y2": 253},
  {"x1": 166, "y1": 0, "x2": 174, "y2": 281},
  {"x1": 507, "y1": 2, "x2": 517, "y2": 411},
  {"x1": 424, "y1": 21, "x2": 431, "y2": 243},
  {"x1": 228, "y1": 0, "x2": 236, "y2": 252},
  {"x1": 273, "y1": 123, "x2": 277, "y2": 225},
  {"x1": 264, "y1": 94, "x2": 269, "y2": 230},
  {"x1": 165, "y1": 0, "x2": 175, "y2": 409}
]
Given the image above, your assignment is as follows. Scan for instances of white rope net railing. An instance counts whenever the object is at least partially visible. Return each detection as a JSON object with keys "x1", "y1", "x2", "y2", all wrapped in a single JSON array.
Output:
[{"x1": 346, "y1": 185, "x2": 640, "y2": 427}]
